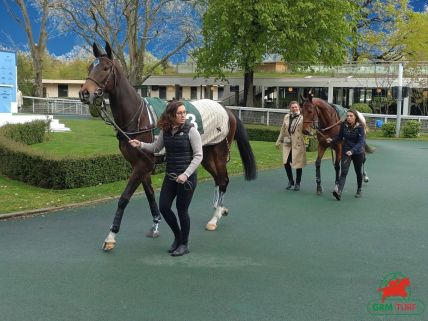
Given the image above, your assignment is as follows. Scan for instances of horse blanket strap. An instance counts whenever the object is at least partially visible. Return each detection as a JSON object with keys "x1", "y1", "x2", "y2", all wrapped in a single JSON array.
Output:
[{"x1": 145, "y1": 98, "x2": 229, "y2": 146}]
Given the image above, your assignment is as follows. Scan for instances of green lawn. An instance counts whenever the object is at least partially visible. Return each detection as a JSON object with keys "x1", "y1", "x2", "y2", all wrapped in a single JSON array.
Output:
[
  {"x1": 0, "y1": 118, "x2": 318, "y2": 215},
  {"x1": 30, "y1": 118, "x2": 119, "y2": 157}
]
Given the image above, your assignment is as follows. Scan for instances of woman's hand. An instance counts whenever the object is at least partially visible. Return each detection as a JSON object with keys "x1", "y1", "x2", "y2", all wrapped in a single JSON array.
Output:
[
  {"x1": 326, "y1": 137, "x2": 332, "y2": 144},
  {"x1": 129, "y1": 139, "x2": 141, "y2": 148},
  {"x1": 176, "y1": 174, "x2": 188, "y2": 184},
  {"x1": 346, "y1": 150, "x2": 352, "y2": 156}
]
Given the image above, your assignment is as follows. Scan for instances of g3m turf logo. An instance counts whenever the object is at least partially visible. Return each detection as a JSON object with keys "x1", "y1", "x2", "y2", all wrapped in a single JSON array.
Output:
[{"x1": 367, "y1": 272, "x2": 425, "y2": 316}]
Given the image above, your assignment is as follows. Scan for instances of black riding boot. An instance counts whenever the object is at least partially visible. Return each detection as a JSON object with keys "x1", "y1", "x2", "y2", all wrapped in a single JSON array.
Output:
[
  {"x1": 333, "y1": 177, "x2": 345, "y2": 201},
  {"x1": 294, "y1": 168, "x2": 302, "y2": 191},
  {"x1": 284, "y1": 164, "x2": 294, "y2": 190},
  {"x1": 355, "y1": 188, "x2": 362, "y2": 198}
]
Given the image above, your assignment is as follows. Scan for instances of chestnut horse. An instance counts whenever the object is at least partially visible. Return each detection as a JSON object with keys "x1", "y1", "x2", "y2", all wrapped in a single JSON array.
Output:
[
  {"x1": 79, "y1": 42, "x2": 257, "y2": 250},
  {"x1": 301, "y1": 95, "x2": 370, "y2": 195}
]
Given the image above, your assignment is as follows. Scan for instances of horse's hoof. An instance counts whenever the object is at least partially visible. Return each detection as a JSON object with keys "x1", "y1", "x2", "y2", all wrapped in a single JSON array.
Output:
[
  {"x1": 146, "y1": 230, "x2": 160, "y2": 238},
  {"x1": 102, "y1": 242, "x2": 115, "y2": 251},
  {"x1": 222, "y1": 208, "x2": 229, "y2": 216},
  {"x1": 206, "y1": 223, "x2": 217, "y2": 231}
]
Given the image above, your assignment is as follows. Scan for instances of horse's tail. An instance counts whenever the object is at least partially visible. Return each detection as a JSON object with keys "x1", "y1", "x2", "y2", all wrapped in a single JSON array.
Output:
[
  {"x1": 365, "y1": 142, "x2": 375, "y2": 154},
  {"x1": 235, "y1": 116, "x2": 257, "y2": 180}
]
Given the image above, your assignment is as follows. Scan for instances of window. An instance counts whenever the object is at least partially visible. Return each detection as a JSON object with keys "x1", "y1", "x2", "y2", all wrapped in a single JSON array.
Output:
[
  {"x1": 58, "y1": 84, "x2": 68, "y2": 97},
  {"x1": 175, "y1": 85, "x2": 182, "y2": 100},
  {"x1": 140, "y1": 85, "x2": 150, "y2": 97},
  {"x1": 190, "y1": 87, "x2": 197, "y2": 100},
  {"x1": 159, "y1": 86, "x2": 166, "y2": 99},
  {"x1": 218, "y1": 86, "x2": 224, "y2": 99}
]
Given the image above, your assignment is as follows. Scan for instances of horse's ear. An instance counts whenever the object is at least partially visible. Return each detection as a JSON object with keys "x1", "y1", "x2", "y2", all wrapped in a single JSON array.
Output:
[
  {"x1": 300, "y1": 93, "x2": 306, "y2": 103},
  {"x1": 105, "y1": 42, "x2": 113, "y2": 60},
  {"x1": 93, "y1": 42, "x2": 102, "y2": 58}
]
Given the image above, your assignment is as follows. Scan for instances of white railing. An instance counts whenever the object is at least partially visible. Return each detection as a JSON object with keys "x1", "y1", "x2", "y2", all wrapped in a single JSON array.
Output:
[
  {"x1": 226, "y1": 106, "x2": 428, "y2": 131},
  {"x1": 21, "y1": 96, "x2": 90, "y2": 116},
  {"x1": 18, "y1": 97, "x2": 428, "y2": 131},
  {"x1": 227, "y1": 106, "x2": 289, "y2": 126}
]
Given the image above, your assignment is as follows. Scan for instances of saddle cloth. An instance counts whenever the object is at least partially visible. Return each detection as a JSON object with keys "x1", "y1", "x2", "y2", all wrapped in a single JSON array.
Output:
[
  {"x1": 330, "y1": 103, "x2": 367, "y2": 132},
  {"x1": 331, "y1": 103, "x2": 348, "y2": 121},
  {"x1": 145, "y1": 98, "x2": 229, "y2": 146}
]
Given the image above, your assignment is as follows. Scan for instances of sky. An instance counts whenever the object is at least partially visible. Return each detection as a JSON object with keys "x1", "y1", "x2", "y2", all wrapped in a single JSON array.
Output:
[{"x1": 0, "y1": 0, "x2": 427, "y2": 58}]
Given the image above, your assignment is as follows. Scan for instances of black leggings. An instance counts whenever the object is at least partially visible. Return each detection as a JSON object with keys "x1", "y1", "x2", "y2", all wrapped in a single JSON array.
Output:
[
  {"x1": 284, "y1": 151, "x2": 302, "y2": 184},
  {"x1": 159, "y1": 173, "x2": 197, "y2": 246},
  {"x1": 338, "y1": 153, "x2": 364, "y2": 191}
]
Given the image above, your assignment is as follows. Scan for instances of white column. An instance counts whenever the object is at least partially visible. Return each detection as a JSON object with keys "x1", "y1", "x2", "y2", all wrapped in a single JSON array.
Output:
[{"x1": 395, "y1": 63, "x2": 403, "y2": 137}]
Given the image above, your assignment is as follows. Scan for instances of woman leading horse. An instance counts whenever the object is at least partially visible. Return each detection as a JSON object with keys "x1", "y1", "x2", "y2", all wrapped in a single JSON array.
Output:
[
  {"x1": 79, "y1": 42, "x2": 256, "y2": 251},
  {"x1": 300, "y1": 94, "x2": 371, "y2": 196}
]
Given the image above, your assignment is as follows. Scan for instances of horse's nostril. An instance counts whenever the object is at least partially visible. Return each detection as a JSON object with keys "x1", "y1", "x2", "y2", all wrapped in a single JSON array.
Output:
[{"x1": 79, "y1": 90, "x2": 90, "y2": 103}]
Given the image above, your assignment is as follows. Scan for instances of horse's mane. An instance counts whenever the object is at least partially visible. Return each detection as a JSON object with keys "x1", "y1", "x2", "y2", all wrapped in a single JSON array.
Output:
[{"x1": 312, "y1": 98, "x2": 340, "y2": 123}]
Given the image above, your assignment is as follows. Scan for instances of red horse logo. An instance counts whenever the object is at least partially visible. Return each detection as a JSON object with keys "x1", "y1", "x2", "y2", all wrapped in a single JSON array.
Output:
[{"x1": 377, "y1": 277, "x2": 411, "y2": 303}]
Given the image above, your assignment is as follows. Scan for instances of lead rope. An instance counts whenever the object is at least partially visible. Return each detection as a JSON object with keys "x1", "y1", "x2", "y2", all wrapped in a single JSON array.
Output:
[{"x1": 98, "y1": 102, "x2": 156, "y2": 168}]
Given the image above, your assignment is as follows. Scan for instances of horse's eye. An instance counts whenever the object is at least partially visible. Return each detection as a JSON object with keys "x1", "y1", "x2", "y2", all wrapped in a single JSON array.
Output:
[{"x1": 103, "y1": 66, "x2": 109, "y2": 71}]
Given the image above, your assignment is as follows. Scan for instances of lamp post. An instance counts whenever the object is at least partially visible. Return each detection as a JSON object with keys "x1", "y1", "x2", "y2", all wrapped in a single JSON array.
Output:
[{"x1": 395, "y1": 63, "x2": 403, "y2": 138}]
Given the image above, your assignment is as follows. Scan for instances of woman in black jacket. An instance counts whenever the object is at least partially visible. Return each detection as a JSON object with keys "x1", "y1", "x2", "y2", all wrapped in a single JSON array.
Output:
[
  {"x1": 129, "y1": 101, "x2": 203, "y2": 256},
  {"x1": 327, "y1": 110, "x2": 365, "y2": 200}
]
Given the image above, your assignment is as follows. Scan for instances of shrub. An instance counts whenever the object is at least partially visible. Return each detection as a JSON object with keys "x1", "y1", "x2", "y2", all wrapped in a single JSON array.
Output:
[
  {"x1": 246, "y1": 124, "x2": 280, "y2": 142},
  {"x1": 88, "y1": 103, "x2": 101, "y2": 117},
  {"x1": 351, "y1": 103, "x2": 372, "y2": 113},
  {"x1": 1, "y1": 119, "x2": 51, "y2": 145},
  {"x1": 381, "y1": 122, "x2": 396, "y2": 137},
  {"x1": 401, "y1": 120, "x2": 421, "y2": 138},
  {"x1": 305, "y1": 136, "x2": 318, "y2": 152}
]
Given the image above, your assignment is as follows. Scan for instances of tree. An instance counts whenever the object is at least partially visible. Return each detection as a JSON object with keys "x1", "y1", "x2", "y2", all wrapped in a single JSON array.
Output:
[
  {"x1": 51, "y1": 0, "x2": 202, "y2": 86},
  {"x1": 195, "y1": 0, "x2": 355, "y2": 106},
  {"x1": 397, "y1": 11, "x2": 428, "y2": 62},
  {"x1": 349, "y1": 0, "x2": 414, "y2": 62},
  {"x1": 17, "y1": 51, "x2": 36, "y2": 96},
  {"x1": 3, "y1": 0, "x2": 49, "y2": 97}
]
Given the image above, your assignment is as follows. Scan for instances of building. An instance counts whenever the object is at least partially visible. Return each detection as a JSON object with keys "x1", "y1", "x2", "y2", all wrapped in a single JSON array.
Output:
[
  {"x1": 42, "y1": 79, "x2": 85, "y2": 98},
  {"x1": 42, "y1": 73, "x2": 428, "y2": 116}
]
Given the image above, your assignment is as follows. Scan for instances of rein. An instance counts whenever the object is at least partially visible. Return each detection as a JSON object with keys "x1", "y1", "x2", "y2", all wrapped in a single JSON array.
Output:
[{"x1": 96, "y1": 100, "x2": 156, "y2": 167}]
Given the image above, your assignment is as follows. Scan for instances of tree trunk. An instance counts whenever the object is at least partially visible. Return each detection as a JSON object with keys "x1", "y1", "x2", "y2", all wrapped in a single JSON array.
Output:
[
  {"x1": 244, "y1": 69, "x2": 254, "y2": 107},
  {"x1": 15, "y1": 0, "x2": 48, "y2": 97},
  {"x1": 125, "y1": 1, "x2": 139, "y2": 86},
  {"x1": 33, "y1": 51, "x2": 43, "y2": 97}
]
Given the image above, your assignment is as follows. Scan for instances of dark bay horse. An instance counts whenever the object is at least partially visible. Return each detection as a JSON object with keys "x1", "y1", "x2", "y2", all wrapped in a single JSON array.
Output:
[
  {"x1": 301, "y1": 94, "x2": 370, "y2": 195},
  {"x1": 79, "y1": 42, "x2": 257, "y2": 250}
]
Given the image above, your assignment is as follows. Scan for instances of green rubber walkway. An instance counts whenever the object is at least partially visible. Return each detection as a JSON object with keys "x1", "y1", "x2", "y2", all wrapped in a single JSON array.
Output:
[{"x1": 1, "y1": 140, "x2": 427, "y2": 321}]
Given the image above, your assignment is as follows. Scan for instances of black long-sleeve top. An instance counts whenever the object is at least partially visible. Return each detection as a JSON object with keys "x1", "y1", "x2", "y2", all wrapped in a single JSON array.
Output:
[{"x1": 336, "y1": 122, "x2": 365, "y2": 155}]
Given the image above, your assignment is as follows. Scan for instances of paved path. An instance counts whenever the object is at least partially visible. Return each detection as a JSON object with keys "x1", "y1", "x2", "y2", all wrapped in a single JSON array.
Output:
[{"x1": 1, "y1": 140, "x2": 427, "y2": 321}]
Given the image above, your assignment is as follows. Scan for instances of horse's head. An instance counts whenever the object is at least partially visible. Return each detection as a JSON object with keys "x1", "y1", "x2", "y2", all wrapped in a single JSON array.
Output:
[
  {"x1": 79, "y1": 42, "x2": 116, "y2": 105},
  {"x1": 300, "y1": 92, "x2": 317, "y2": 135}
]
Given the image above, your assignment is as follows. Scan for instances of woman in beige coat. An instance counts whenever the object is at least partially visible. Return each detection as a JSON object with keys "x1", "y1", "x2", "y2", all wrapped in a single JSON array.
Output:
[{"x1": 275, "y1": 101, "x2": 307, "y2": 191}]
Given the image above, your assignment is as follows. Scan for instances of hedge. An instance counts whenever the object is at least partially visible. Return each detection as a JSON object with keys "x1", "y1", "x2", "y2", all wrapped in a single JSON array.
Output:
[
  {"x1": 351, "y1": 103, "x2": 372, "y2": 113},
  {"x1": 1, "y1": 119, "x2": 50, "y2": 145},
  {"x1": 402, "y1": 120, "x2": 421, "y2": 138},
  {"x1": 1, "y1": 123, "x2": 317, "y2": 189},
  {"x1": 0, "y1": 133, "x2": 165, "y2": 189},
  {"x1": 246, "y1": 124, "x2": 318, "y2": 152}
]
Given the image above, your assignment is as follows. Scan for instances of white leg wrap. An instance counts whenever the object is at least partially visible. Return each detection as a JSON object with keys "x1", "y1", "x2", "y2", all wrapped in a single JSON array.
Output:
[
  {"x1": 206, "y1": 207, "x2": 225, "y2": 231},
  {"x1": 212, "y1": 187, "x2": 225, "y2": 209},
  {"x1": 105, "y1": 231, "x2": 117, "y2": 244},
  {"x1": 212, "y1": 186, "x2": 220, "y2": 208}
]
